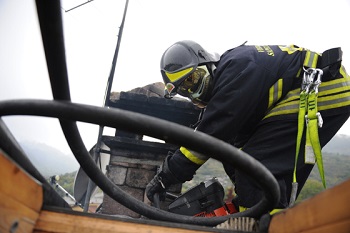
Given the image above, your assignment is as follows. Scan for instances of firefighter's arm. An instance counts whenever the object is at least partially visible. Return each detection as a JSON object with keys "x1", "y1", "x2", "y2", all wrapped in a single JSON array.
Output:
[{"x1": 145, "y1": 149, "x2": 204, "y2": 202}]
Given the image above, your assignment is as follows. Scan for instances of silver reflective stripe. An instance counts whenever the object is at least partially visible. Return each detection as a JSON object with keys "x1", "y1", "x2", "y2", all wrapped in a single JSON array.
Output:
[
  {"x1": 305, "y1": 52, "x2": 318, "y2": 68},
  {"x1": 318, "y1": 93, "x2": 350, "y2": 110},
  {"x1": 265, "y1": 78, "x2": 350, "y2": 119},
  {"x1": 268, "y1": 79, "x2": 283, "y2": 109}
]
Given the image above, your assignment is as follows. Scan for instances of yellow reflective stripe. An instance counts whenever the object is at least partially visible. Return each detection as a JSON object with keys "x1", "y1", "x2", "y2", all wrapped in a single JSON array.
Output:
[
  {"x1": 165, "y1": 67, "x2": 193, "y2": 83},
  {"x1": 239, "y1": 206, "x2": 284, "y2": 215},
  {"x1": 265, "y1": 91, "x2": 350, "y2": 119},
  {"x1": 268, "y1": 79, "x2": 283, "y2": 109},
  {"x1": 264, "y1": 76, "x2": 350, "y2": 119},
  {"x1": 270, "y1": 209, "x2": 284, "y2": 215},
  {"x1": 303, "y1": 50, "x2": 319, "y2": 68},
  {"x1": 276, "y1": 88, "x2": 300, "y2": 105},
  {"x1": 179, "y1": 146, "x2": 208, "y2": 165},
  {"x1": 340, "y1": 65, "x2": 349, "y2": 79},
  {"x1": 278, "y1": 45, "x2": 303, "y2": 54},
  {"x1": 268, "y1": 85, "x2": 274, "y2": 108},
  {"x1": 296, "y1": 68, "x2": 303, "y2": 78},
  {"x1": 277, "y1": 79, "x2": 283, "y2": 100},
  {"x1": 318, "y1": 92, "x2": 350, "y2": 110},
  {"x1": 264, "y1": 99, "x2": 299, "y2": 118},
  {"x1": 318, "y1": 81, "x2": 350, "y2": 96}
]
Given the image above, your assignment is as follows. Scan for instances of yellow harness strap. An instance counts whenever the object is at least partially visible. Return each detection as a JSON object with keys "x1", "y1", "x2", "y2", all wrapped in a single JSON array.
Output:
[
  {"x1": 305, "y1": 83, "x2": 326, "y2": 188},
  {"x1": 290, "y1": 50, "x2": 326, "y2": 207}
]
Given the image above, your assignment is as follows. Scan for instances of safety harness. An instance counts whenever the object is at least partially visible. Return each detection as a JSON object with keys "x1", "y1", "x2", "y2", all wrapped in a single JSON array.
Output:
[{"x1": 289, "y1": 48, "x2": 343, "y2": 207}]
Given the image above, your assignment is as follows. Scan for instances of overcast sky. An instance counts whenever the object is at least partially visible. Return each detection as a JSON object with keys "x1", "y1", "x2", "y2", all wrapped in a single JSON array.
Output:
[{"x1": 1, "y1": 0, "x2": 350, "y2": 154}]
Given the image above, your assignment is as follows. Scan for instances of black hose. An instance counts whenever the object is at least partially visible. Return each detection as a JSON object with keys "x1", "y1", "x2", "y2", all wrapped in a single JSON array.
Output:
[
  {"x1": 0, "y1": 99, "x2": 280, "y2": 226},
  {"x1": 35, "y1": 0, "x2": 71, "y2": 101},
  {"x1": 32, "y1": 0, "x2": 280, "y2": 227},
  {"x1": 0, "y1": 118, "x2": 71, "y2": 208},
  {"x1": 153, "y1": 193, "x2": 161, "y2": 209}
]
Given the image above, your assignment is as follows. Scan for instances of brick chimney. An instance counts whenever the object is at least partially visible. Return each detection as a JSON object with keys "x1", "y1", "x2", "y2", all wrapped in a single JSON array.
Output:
[{"x1": 99, "y1": 83, "x2": 201, "y2": 217}]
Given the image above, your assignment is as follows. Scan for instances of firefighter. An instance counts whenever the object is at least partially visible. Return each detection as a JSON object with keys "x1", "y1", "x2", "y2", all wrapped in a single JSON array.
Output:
[{"x1": 146, "y1": 40, "x2": 350, "y2": 212}]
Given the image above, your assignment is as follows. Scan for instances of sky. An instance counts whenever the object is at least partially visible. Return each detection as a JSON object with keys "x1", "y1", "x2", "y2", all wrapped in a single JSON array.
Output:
[{"x1": 0, "y1": 0, "x2": 350, "y2": 155}]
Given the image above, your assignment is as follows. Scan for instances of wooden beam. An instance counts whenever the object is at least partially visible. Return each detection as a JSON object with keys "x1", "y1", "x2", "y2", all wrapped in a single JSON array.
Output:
[
  {"x1": 0, "y1": 150, "x2": 43, "y2": 232},
  {"x1": 34, "y1": 209, "x2": 219, "y2": 233},
  {"x1": 269, "y1": 179, "x2": 350, "y2": 233}
]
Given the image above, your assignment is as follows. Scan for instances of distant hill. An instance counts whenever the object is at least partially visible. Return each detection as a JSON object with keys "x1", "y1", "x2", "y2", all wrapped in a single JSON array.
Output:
[
  {"x1": 184, "y1": 133, "x2": 350, "y2": 192},
  {"x1": 20, "y1": 141, "x2": 79, "y2": 178},
  {"x1": 17, "y1": 133, "x2": 350, "y2": 182},
  {"x1": 322, "y1": 134, "x2": 350, "y2": 155}
]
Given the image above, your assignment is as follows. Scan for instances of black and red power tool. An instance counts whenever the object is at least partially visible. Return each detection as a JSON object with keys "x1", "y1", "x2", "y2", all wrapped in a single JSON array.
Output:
[{"x1": 166, "y1": 177, "x2": 238, "y2": 217}]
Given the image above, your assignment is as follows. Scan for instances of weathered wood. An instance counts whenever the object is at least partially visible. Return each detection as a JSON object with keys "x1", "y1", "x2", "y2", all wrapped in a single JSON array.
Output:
[
  {"x1": 0, "y1": 206, "x2": 37, "y2": 233},
  {"x1": 34, "y1": 210, "x2": 219, "y2": 233},
  {"x1": 269, "y1": 179, "x2": 350, "y2": 233},
  {"x1": 0, "y1": 150, "x2": 43, "y2": 232}
]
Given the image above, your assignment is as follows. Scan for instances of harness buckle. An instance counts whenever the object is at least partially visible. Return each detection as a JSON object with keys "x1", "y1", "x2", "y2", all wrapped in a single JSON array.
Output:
[
  {"x1": 156, "y1": 175, "x2": 166, "y2": 189},
  {"x1": 316, "y1": 112, "x2": 323, "y2": 128}
]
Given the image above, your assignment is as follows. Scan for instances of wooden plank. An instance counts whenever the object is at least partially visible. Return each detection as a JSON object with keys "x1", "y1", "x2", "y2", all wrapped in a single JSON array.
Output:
[
  {"x1": 0, "y1": 150, "x2": 43, "y2": 232},
  {"x1": 302, "y1": 219, "x2": 350, "y2": 233},
  {"x1": 0, "y1": 206, "x2": 37, "y2": 233},
  {"x1": 0, "y1": 192, "x2": 40, "y2": 223},
  {"x1": 34, "y1": 210, "x2": 218, "y2": 233},
  {"x1": 269, "y1": 179, "x2": 350, "y2": 233},
  {"x1": 0, "y1": 150, "x2": 43, "y2": 211}
]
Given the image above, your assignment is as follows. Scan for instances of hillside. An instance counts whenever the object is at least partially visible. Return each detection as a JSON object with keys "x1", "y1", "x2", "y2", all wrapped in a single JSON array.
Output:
[
  {"x1": 322, "y1": 134, "x2": 350, "y2": 155},
  {"x1": 183, "y1": 134, "x2": 350, "y2": 200},
  {"x1": 20, "y1": 141, "x2": 79, "y2": 178},
  {"x1": 19, "y1": 133, "x2": 350, "y2": 202},
  {"x1": 20, "y1": 133, "x2": 350, "y2": 178}
]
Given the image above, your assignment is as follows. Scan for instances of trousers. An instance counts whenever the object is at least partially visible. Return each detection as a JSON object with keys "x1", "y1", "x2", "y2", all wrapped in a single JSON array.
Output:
[{"x1": 229, "y1": 113, "x2": 349, "y2": 208}]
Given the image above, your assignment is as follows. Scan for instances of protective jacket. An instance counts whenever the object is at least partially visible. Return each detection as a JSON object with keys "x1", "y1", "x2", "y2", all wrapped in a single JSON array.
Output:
[{"x1": 167, "y1": 44, "x2": 350, "y2": 207}]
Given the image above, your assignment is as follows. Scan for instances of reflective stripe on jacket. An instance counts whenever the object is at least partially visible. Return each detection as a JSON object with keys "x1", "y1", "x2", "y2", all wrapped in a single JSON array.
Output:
[{"x1": 180, "y1": 44, "x2": 350, "y2": 164}]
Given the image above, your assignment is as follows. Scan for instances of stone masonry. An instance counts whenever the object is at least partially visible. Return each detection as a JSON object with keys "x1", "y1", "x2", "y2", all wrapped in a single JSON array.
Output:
[{"x1": 99, "y1": 83, "x2": 201, "y2": 217}]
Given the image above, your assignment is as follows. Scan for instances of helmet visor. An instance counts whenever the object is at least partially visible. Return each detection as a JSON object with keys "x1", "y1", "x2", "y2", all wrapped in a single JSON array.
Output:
[{"x1": 177, "y1": 65, "x2": 208, "y2": 97}]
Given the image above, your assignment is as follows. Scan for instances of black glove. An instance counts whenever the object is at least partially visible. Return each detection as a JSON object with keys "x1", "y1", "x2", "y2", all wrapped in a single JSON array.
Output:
[{"x1": 146, "y1": 154, "x2": 181, "y2": 203}]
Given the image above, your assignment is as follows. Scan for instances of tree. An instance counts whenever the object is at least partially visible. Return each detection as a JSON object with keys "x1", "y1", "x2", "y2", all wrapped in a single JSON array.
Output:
[{"x1": 296, "y1": 179, "x2": 324, "y2": 203}]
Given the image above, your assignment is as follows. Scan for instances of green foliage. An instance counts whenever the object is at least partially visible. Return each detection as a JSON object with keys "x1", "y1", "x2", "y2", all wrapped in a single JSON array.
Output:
[
  {"x1": 182, "y1": 158, "x2": 233, "y2": 199},
  {"x1": 295, "y1": 152, "x2": 350, "y2": 202},
  {"x1": 51, "y1": 152, "x2": 350, "y2": 204},
  {"x1": 308, "y1": 152, "x2": 350, "y2": 188},
  {"x1": 182, "y1": 153, "x2": 350, "y2": 203},
  {"x1": 49, "y1": 171, "x2": 77, "y2": 197},
  {"x1": 296, "y1": 179, "x2": 324, "y2": 203}
]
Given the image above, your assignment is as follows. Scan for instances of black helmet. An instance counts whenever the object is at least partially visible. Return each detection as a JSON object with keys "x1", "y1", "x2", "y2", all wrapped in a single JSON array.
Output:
[{"x1": 160, "y1": 40, "x2": 219, "y2": 99}]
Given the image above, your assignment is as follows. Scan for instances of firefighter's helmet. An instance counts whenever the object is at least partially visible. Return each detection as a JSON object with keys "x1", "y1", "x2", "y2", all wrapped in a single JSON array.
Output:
[{"x1": 160, "y1": 40, "x2": 219, "y2": 101}]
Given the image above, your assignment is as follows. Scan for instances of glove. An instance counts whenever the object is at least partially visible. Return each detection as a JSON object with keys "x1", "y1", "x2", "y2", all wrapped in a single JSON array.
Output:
[{"x1": 146, "y1": 154, "x2": 181, "y2": 202}]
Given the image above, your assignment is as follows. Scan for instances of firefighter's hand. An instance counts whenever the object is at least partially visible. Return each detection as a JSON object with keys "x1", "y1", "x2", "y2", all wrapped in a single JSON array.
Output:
[
  {"x1": 146, "y1": 175, "x2": 166, "y2": 202},
  {"x1": 146, "y1": 154, "x2": 181, "y2": 203}
]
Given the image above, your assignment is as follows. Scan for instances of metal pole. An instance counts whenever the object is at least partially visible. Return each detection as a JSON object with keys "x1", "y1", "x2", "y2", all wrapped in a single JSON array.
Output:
[
  {"x1": 103, "y1": 0, "x2": 129, "y2": 108},
  {"x1": 83, "y1": 0, "x2": 129, "y2": 212}
]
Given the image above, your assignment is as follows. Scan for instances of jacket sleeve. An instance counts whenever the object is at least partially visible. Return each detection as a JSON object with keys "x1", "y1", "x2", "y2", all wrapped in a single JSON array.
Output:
[
  {"x1": 167, "y1": 56, "x2": 275, "y2": 182},
  {"x1": 167, "y1": 148, "x2": 202, "y2": 182},
  {"x1": 196, "y1": 59, "x2": 274, "y2": 144}
]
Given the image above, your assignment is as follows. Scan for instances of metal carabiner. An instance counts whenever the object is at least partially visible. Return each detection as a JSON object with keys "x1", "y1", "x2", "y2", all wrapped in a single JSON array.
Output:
[
  {"x1": 312, "y1": 68, "x2": 323, "y2": 94},
  {"x1": 302, "y1": 67, "x2": 316, "y2": 93}
]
